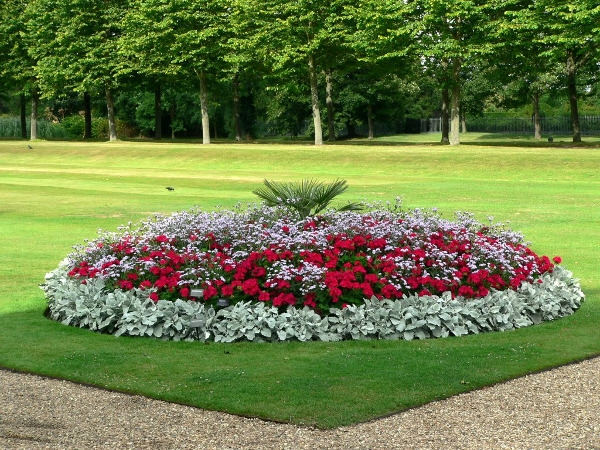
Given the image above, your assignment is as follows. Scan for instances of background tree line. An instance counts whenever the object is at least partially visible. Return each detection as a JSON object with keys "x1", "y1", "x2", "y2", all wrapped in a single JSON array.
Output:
[{"x1": 0, "y1": 0, "x2": 598, "y2": 145}]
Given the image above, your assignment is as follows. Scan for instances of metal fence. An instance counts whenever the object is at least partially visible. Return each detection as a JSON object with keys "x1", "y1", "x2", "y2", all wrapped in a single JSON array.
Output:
[{"x1": 421, "y1": 116, "x2": 600, "y2": 135}]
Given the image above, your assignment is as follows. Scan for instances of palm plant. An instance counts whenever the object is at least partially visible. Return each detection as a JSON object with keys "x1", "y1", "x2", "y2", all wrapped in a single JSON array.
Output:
[{"x1": 253, "y1": 179, "x2": 363, "y2": 219}]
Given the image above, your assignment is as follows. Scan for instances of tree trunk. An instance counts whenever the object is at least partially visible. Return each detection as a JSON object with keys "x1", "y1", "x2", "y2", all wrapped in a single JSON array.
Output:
[
  {"x1": 325, "y1": 70, "x2": 335, "y2": 142},
  {"x1": 449, "y1": 59, "x2": 461, "y2": 146},
  {"x1": 367, "y1": 104, "x2": 374, "y2": 140},
  {"x1": 20, "y1": 93, "x2": 27, "y2": 139},
  {"x1": 170, "y1": 105, "x2": 176, "y2": 139},
  {"x1": 441, "y1": 87, "x2": 450, "y2": 144},
  {"x1": 308, "y1": 53, "x2": 323, "y2": 146},
  {"x1": 566, "y1": 50, "x2": 581, "y2": 143},
  {"x1": 154, "y1": 84, "x2": 162, "y2": 140},
  {"x1": 30, "y1": 88, "x2": 39, "y2": 140},
  {"x1": 83, "y1": 92, "x2": 92, "y2": 139},
  {"x1": 198, "y1": 70, "x2": 210, "y2": 144},
  {"x1": 346, "y1": 121, "x2": 356, "y2": 138},
  {"x1": 533, "y1": 91, "x2": 541, "y2": 140},
  {"x1": 232, "y1": 73, "x2": 242, "y2": 141},
  {"x1": 106, "y1": 87, "x2": 117, "y2": 141},
  {"x1": 460, "y1": 110, "x2": 467, "y2": 133}
]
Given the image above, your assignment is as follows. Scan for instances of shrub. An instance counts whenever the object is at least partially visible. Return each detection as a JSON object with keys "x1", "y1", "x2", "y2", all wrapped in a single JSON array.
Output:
[
  {"x1": 0, "y1": 116, "x2": 69, "y2": 139},
  {"x1": 42, "y1": 264, "x2": 584, "y2": 342},
  {"x1": 252, "y1": 179, "x2": 363, "y2": 219},
  {"x1": 42, "y1": 199, "x2": 585, "y2": 342},
  {"x1": 60, "y1": 115, "x2": 85, "y2": 138}
]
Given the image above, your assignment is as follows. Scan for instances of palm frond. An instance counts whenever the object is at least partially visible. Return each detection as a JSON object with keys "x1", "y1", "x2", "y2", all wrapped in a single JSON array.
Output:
[{"x1": 253, "y1": 178, "x2": 363, "y2": 219}]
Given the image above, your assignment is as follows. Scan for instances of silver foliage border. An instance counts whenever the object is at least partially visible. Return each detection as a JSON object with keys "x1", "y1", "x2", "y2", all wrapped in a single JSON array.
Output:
[{"x1": 42, "y1": 265, "x2": 585, "y2": 343}]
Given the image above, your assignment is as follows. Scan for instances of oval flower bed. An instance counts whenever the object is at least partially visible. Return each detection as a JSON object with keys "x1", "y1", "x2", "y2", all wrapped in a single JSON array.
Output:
[{"x1": 42, "y1": 203, "x2": 585, "y2": 342}]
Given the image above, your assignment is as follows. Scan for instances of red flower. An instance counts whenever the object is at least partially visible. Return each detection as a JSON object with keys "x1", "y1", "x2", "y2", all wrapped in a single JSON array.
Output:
[
  {"x1": 251, "y1": 266, "x2": 267, "y2": 277},
  {"x1": 221, "y1": 284, "x2": 235, "y2": 296},
  {"x1": 553, "y1": 256, "x2": 562, "y2": 264},
  {"x1": 264, "y1": 249, "x2": 279, "y2": 262},
  {"x1": 203, "y1": 285, "x2": 218, "y2": 300},
  {"x1": 352, "y1": 235, "x2": 367, "y2": 247},
  {"x1": 365, "y1": 273, "x2": 379, "y2": 284},
  {"x1": 361, "y1": 283, "x2": 374, "y2": 297},
  {"x1": 242, "y1": 278, "x2": 261, "y2": 296},
  {"x1": 154, "y1": 276, "x2": 168, "y2": 288},
  {"x1": 381, "y1": 284, "x2": 400, "y2": 298},
  {"x1": 458, "y1": 285, "x2": 475, "y2": 297},
  {"x1": 118, "y1": 279, "x2": 134, "y2": 290},
  {"x1": 273, "y1": 293, "x2": 296, "y2": 307},
  {"x1": 478, "y1": 286, "x2": 489, "y2": 297},
  {"x1": 367, "y1": 238, "x2": 387, "y2": 250},
  {"x1": 352, "y1": 263, "x2": 367, "y2": 274}
]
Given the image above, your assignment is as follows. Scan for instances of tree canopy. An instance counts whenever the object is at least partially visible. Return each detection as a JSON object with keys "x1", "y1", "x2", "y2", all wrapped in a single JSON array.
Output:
[{"x1": 1, "y1": 0, "x2": 597, "y2": 143}]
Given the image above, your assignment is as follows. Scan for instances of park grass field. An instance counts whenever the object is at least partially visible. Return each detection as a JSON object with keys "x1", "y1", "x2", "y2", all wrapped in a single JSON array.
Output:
[{"x1": 0, "y1": 133, "x2": 599, "y2": 428}]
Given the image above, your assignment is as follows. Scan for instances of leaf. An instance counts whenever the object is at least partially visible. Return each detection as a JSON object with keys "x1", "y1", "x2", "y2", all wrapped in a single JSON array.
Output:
[
  {"x1": 252, "y1": 179, "x2": 362, "y2": 218},
  {"x1": 403, "y1": 330, "x2": 415, "y2": 341},
  {"x1": 260, "y1": 328, "x2": 272, "y2": 338}
]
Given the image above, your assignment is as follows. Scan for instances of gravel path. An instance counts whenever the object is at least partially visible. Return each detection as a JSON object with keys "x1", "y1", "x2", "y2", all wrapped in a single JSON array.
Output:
[{"x1": 1, "y1": 358, "x2": 599, "y2": 449}]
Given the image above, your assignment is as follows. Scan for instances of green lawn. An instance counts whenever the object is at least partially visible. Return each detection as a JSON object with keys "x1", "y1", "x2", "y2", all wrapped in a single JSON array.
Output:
[{"x1": 1, "y1": 134, "x2": 599, "y2": 428}]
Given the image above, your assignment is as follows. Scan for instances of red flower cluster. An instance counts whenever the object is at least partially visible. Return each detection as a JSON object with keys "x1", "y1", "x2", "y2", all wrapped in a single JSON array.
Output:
[
  {"x1": 67, "y1": 222, "x2": 560, "y2": 316},
  {"x1": 68, "y1": 234, "x2": 197, "y2": 303}
]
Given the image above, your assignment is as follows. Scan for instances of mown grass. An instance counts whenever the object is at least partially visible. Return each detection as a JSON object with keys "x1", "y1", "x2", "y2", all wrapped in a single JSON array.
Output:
[{"x1": 0, "y1": 134, "x2": 599, "y2": 428}]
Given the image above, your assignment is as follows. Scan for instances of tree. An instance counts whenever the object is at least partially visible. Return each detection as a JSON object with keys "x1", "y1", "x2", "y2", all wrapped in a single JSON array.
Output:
[
  {"x1": 0, "y1": 0, "x2": 39, "y2": 139},
  {"x1": 26, "y1": 0, "x2": 130, "y2": 141},
  {"x1": 542, "y1": 0, "x2": 598, "y2": 142},
  {"x1": 510, "y1": 0, "x2": 599, "y2": 142},
  {"x1": 237, "y1": 0, "x2": 361, "y2": 145},
  {"x1": 224, "y1": 0, "x2": 272, "y2": 141},
  {"x1": 121, "y1": 0, "x2": 231, "y2": 144},
  {"x1": 343, "y1": 0, "x2": 416, "y2": 139},
  {"x1": 412, "y1": 0, "x2": 501, "y2": 145}
]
